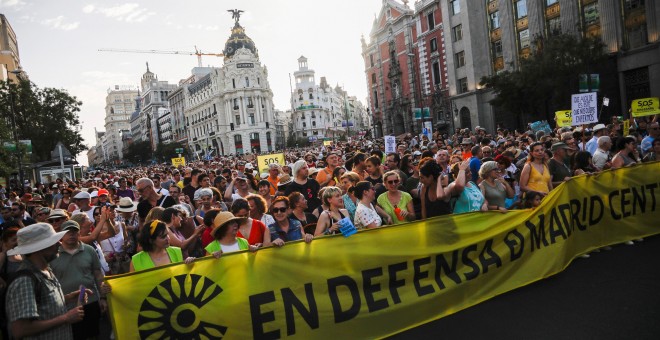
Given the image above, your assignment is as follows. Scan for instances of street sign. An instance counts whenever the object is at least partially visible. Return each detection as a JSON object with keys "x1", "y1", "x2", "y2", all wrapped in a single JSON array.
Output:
[
  {"x1": 631, "y1": 97, "x2": 660, "y2": 117},
  {"x1": 171, "y1": 157, "x2": 186, "y2": 167},
  {"x1": 257, "y1": 153, "x2": 285, "y2": 174},
  {"x1": 413, "y1": 108, "x2": 421, "y2": 120},
  {"x1": 555, "y1": 110, "x2": 572, "y2": 127},
  {"x1": 571, "y1": 92, "x2": 598, "y2": 126}
]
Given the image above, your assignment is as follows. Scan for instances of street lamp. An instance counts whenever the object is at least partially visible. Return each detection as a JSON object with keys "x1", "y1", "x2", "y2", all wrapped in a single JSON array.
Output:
[{"x1": 7, "y1": 69, "x2": 25, "y2": 190}]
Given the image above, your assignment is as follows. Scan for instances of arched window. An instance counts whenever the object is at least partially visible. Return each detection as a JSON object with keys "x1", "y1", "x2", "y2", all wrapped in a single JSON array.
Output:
[{"x1": 234, "y1": 135, "x2": 243, "y2": 154}]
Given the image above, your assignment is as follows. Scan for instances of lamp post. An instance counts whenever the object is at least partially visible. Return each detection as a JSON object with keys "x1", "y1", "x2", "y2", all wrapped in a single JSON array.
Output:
[{"x1": 7, "y1": 69, "x2": 25, "y2": 190}]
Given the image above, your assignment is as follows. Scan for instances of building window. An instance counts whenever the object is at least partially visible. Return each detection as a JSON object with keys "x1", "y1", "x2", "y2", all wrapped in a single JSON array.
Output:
[
  {"x1": 458, "y1": 77, "x2": 468, "y2": 94},
  {"x1": 452, "y1": 24, "x2": 463, "y2": 42},
  {"x1": 492, "y1": 40, "x2": 503, "y2": 57},
  {"x1": 373, "y1": 90, "x2": 379, "y2": 109},
  {"x1": 583, "y1": 2, "x2": 599, "y2": 26},
  {"x1": 245, "y1": 77, "x2": 250, "y2": 87},
  {"x1": 247, "y1": 97, "x2": 254, "y2": 108},
  {"x1": 371, "y1": 73, "x2": 377, "y2": 85},
  {"x1": 432, "y1": 61, "x2": 441, "y2": 87},
  {"x1": 234, "y1": 135, "x2": 243, "y2": 154},
  {"x1": 249, "y1": 114, "x2": 255, "y2": 125},
  {"x1": 489, "y1": 11, "x2": 500, "y2": 30},
  {"x1": 450, "y1": 0, "x2": 460, "y2": 15},
  {"x1": 455, "y1": 51, "x2": 465, "y2": 68},
  {"x1": 516, "y1": 0, "x2": 528, "y2": 19},
  {"x1": 624, "y1": 0, "x2": 644, "y2": 10},
  {"x1": 370, "y1": 54, "x2": 375, "y2": 67},
  {"x1": 546, "y1": 0, "x2": 558, "y2": 5},
  {"x1": 430, "y1": 38, "x2": 438, "y2": 52},
  {"x1": 232, "y1": 79, "x2": 236, "y2": 88},
  {"x1": 548, "y1": 17, "x2": 561, "y2": 35},
  {"x1": 519, "y1": 29, "x2": 530, "y2": 49},
  {"x1": 427, "y1": 12, "x2": 435, "y2": 31},
  {"x1": 235, "y1": 115, "x2": 241, "y2": 126},
  {"x1": 312, "y1": 121, "x2": 316, "y2": 127}
]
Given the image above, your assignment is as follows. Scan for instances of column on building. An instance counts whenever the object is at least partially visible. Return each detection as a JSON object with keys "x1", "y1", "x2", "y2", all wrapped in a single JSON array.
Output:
[
  {"x1": 599, "y1": 0, "x2": 622, "y2": 53},
  {"x1": 559, "y1": 0, "x2": 580, "y2": 37},
  {"x1": 527, "y1": 0, "x2": 545, "y2": 37}
]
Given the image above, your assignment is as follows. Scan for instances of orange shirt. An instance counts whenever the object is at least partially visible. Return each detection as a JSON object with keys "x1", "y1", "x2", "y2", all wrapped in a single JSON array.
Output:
[
  {"x1": 267, "y1": 176, "x2": 279, "y2": 195},
  {"x1": 315, "y1": 167, "x2": 336, "y2": 187},
  {"x1": 462, "y1": 151, "x2": 472, "y2": 161}
]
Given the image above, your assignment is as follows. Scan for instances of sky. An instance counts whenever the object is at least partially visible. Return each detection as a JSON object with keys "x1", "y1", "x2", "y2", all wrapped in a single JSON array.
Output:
[{"x1": 0, "y1": 0, "x2": 388, "y2": 165}]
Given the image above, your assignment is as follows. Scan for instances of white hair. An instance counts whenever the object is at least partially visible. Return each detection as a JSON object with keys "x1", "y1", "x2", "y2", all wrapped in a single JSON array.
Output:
[{"x1": 597, "y1": 136, "x2": 611, "y2": 147}]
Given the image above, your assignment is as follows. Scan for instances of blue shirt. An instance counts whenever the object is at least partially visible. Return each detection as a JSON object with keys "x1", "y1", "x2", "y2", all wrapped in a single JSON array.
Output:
[
  {"x1": 586, "y1": 136, "x2": 599, "y2": 155},
  {"x1": 641, "y1": 135, "x2": 654, "y2": 154},
  {"x1": 268, "y1": 218, "x2": 304, "y2": 242}
]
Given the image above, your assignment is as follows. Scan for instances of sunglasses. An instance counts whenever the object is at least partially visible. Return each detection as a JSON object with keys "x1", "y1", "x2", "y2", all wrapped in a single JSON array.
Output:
[
  {"x1": 387, "y1": 180, "x2": 400, "y2": 185},
  {"x1": 271, "y1": 207, "x2": 287, "y2": 214}
]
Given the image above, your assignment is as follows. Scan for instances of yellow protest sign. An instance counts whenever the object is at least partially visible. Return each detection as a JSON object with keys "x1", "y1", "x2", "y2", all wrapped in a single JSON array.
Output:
[
  {"x1": 555, "y1": 110, "x2": 572, "y2": 127},
  {"x1": 631, "y1": 97, "x2": 660, "y2": 117},
  {"x1": 323, "y1": 140, "x2": 332, "y2": 146},
  {"x1": 107, "y1": 162, "x2": 660, "y2": 339},
  {"x1": 256, "y1": 153, "x2": 285, "y2": 173},
  {"x1": 171, "y1": 157, "x2": 186, "y2": 167},
  {"x1": 623, "y1": 120, "x2": 630, "y2": 136}
]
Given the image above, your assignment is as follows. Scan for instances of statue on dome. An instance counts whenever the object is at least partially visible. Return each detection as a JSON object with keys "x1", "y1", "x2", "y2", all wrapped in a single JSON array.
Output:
[{"x1": 228, "y1": 9, "x2": 244, "y2": 24}]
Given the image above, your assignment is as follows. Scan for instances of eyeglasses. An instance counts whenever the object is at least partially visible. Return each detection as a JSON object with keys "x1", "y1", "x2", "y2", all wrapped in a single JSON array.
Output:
[
  {"x1": 271, "y1": 207, "x2": 287, "y2": 214},
  {"x1": 48, "y1": 217, "x2": 65, "y2": 223},
  {"x1": 387, "y1": 180, "x2": 400, "y2": 185},
  {"x1": 137, "y1": 187, "x2": 147, "y2": 193}
]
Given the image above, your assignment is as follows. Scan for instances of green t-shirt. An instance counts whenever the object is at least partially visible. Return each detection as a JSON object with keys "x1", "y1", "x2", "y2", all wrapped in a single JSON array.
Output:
[{"x1": 377, "y1": 191, "x2": 413, "y2": 224}]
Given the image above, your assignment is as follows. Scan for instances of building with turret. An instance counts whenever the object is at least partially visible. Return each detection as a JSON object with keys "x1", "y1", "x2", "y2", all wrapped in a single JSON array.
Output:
[{"x1": 184, "y1": 13, "x2": 276, "y2": 157}]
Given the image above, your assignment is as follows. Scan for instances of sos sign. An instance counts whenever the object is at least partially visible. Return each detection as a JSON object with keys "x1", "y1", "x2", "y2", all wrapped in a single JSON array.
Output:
[
  {"x1": 631, "y1": 97, "x2": 660, "y2": 117},
  {"x1": 257, "y1": 153, "x2": 285, "y2": 174}
]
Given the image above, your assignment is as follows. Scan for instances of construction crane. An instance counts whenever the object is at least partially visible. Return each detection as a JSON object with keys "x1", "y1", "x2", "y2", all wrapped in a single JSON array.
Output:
[{"x1": 98, "y1": 46, "x2": 224, "y2": 67}]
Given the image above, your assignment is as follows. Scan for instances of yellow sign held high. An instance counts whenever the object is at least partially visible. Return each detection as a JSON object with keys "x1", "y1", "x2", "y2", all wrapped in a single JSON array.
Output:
[
  {"x1": 171, "y1": 157, "x2": 186, "y2": 167},
  {"x1": 555, "y1": 110, "x2": 572, "y2": 127},
  {"x1": 256, "y1": 153, "x2": 285, "y2": 174},
  {"x1": 631, "y1": 97, "x2": 660, "y2": 117}
]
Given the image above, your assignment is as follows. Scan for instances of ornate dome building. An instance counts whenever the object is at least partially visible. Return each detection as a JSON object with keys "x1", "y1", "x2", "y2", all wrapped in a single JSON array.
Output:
[{"x1": 185, "y1": 11, "x2": 276, "y2": 156}]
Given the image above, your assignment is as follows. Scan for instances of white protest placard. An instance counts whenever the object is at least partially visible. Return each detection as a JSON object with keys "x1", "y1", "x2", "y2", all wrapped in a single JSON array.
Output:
[
  {"x1": 423, "y1": 121, "x2": 433, "y2": 139},
  {"x1": 384, "y1": 136, "x2": 396, "y2": 154},
  {"x1": 571, "y1": 92, "x2": 598, "y2": 126}
]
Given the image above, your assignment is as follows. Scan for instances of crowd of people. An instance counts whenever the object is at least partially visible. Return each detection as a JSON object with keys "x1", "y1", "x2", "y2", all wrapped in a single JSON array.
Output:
[{"x1": 0, "y1": 115, "x2": 657, "y2": 339}]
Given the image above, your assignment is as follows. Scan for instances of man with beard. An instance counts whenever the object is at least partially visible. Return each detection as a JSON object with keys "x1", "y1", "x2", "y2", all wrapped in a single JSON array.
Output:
[{"x1": 5, "y1": 223, "x2": 87, "y2": 339}]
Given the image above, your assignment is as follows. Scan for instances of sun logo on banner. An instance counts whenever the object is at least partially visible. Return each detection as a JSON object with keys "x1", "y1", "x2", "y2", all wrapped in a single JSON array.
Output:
[{"x1": 137, "y1": 274, "x2": 227, "y2": 339}]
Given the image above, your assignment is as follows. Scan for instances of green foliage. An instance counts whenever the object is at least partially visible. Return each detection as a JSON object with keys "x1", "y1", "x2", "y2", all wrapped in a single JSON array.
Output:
[
  {"x1": 0, "y1": 79, "x2": 86, "y2": 170},
  {"x1": 123, "y1": 140, "x2": 152, "y2": 165},
  {"x1": 480, "y1": 34, "x2": 606, "y2": 126},
  {"x1": 154, "y1": 141, "x2": 185, "y2": 162}
]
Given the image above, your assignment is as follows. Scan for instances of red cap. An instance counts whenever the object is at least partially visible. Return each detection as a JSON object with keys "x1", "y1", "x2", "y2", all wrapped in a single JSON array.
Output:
[{"x1": 97, "y1": 189, "x2": 110, "y2": 196}]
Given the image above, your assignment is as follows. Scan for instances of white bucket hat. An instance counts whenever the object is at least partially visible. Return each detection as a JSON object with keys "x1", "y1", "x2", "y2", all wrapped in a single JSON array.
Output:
[
  {"x1": 115, "y1": 197, "x2": 137, "y2": 213},
  {"x1": 7, "y1": 223, "x2": 68, "y2": 256}
]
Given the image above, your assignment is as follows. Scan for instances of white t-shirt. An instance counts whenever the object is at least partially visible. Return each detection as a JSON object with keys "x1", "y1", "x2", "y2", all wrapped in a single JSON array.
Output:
[
  {"x1": 354, "y1": 202, "x2": 382, "y2": 229},
  {"x1": 220, "y1": 241, "x2": 241, "y2": 253},
  {"x1": 100, "y1": 223, "x2": 125, "y2": 255}
]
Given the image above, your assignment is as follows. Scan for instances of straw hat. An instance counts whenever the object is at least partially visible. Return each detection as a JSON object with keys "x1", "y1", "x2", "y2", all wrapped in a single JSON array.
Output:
[
  {"x1": 7, "y1": 223, "x2": 68, "y2": 256},
  {"x1": 211, "y1": 212, "x2": 247, "y2": 238},
  {"x1": 115, "y1": 197, "x2": 137, "y2": 212}
]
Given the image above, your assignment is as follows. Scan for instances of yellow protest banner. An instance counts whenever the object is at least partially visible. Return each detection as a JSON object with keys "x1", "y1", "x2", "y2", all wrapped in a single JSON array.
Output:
[
  {"x1": 256, "y1": 153, "x2": 285, "y2": 173},
  {"x1": 107, "y1": 162, "x2": 660, "y2": 339},
  {"x1": 171, "y1": 157, "x2": 186, "y2": 167},
  {"x1": 555, "y1": 110, "x2": 572, "y2": 127},
  {"x1": 623, "y1": 120, "x2": 630, "y2": 137},
  {"x1": 631, "y1": 97, "x2": 660, "y2": 117}
]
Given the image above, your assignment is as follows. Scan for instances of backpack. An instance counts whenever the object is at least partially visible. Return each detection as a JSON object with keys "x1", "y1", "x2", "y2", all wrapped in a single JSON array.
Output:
[{"x1": 0, "y1": 269, "x2": 42, "y2": 326}]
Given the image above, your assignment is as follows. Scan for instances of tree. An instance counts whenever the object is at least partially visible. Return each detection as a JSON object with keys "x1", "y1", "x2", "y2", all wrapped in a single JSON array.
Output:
[
  {"x1": 480, "y1": 34, "x2": 607, "y2": 128},
  {"x1": 0, "y1": 78, "x2": 86, "y2": 168},
  {"x1": 123, "y1": 140, "x2": 152, "y2": 165},
  {"x1": 154, "y1": 141, "x2": 185, "y2": 162}
]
